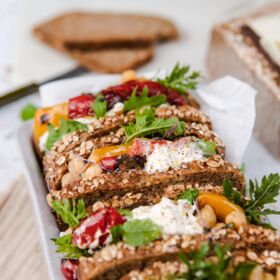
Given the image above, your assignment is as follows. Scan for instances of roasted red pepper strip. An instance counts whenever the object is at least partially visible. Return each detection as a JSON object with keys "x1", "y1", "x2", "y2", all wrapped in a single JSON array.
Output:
[
  {"x1": 72, "y1": 207, "x2": 126, "y2": 249},
  {"x1": 68, "y1": 94, "x2": 95, "y2": 119},
  {"x1": 61, "y1": 259, "x2": 79, "y2": 280}
]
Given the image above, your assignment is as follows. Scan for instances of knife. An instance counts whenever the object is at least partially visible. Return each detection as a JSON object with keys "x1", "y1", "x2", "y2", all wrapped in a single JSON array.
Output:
[{"x1": 0, "y1": 66, "x2": 89, "y2": 106}]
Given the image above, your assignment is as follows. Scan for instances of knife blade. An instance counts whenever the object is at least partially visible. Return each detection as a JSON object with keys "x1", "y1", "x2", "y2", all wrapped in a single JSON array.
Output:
[{"x1": 0, "y1": 66, "x2": 89, "y2": 106}]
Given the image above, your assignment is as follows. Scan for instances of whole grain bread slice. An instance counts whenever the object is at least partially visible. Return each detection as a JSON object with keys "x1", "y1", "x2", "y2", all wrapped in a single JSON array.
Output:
[
  {"x1": 51, "y1": 156, "x2": 244, "y2": 208},
  {"x1": 67, "y1": 47, "x2": 154, "y2": 73},
  {"x1": 78, "y1": 225, "x2": 280, "y2": 280},
  {"x1": 43, "y1": 105, "x2": 216, "y2": 191},
  {"x1": 34, "y1": 24, "x2": 154, "y2": 73},
  {"x1": 33, "y1": 12, "x2": 178, "y2": 49}
]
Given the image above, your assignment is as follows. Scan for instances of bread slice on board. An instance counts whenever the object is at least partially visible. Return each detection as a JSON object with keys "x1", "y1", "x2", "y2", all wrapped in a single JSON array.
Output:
[
  {"x1": 33, "y1": 22, "x2": 155, "y2": 73},
  {"x1": 33, "y1": 12, "x2": 178, "y2": 49},
  {"x1": 67, "y1": 47, "x2": 154, "y2": 73}
]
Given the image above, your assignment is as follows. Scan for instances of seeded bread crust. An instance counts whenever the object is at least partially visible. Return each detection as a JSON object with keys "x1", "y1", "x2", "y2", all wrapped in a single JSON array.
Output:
[
  {"x1": 51, "y1": 156, "x2": 244, "y2": 207},
  {"x1": 33, "y1": 12, "x2": 178, "y2": 49},
  {"x1": 89, "y1": 183, "x2": 223, "y2": 212},
  {"x1": 78, "y1": 225, "x2": 280, "y2": 280},
  {"x1": 43, "y1": 105, "x2": 218, "y2": 191}
]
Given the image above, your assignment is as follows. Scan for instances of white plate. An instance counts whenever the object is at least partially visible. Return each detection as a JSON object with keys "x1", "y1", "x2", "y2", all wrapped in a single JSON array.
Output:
[{"x1": 17, "y1": 122, "x2": 62, "y2": 280}]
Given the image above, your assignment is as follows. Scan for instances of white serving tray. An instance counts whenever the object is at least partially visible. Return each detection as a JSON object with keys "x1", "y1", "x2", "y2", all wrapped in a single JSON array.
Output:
[{"x1": 17, "y1": 122, "x2": 62, "y2": 280}]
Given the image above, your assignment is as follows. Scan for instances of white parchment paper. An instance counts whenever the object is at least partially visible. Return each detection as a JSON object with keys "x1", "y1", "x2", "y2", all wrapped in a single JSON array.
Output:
[{"x1": 40, "y1": 74, "x2": 257, "y2": 164}]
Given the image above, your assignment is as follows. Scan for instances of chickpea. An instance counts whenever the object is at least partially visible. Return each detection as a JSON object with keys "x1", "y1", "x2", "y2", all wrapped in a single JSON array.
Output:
[
  {"x1": 61, "y1": 172, "x2": 75, "y2": 187},
  {"x1": 200, "y1": 204, "x2": 217, "y2": 228},
  {"x1": 249, "y1": 265, "x2": 263, "y2": 280},
  {"x1": 121, "y1": 70, "x2": 137, "y2": 82},
  {"x1": 68, "y1": 157, "x2": 85, "y2": 175},
  {"x1": 82, "y1": 164, "x2": 102, "y2": 179},
  {"x1": 225, "y1": 211, "x2": 247, "y2": 229},
  {"x1": 276, "y1": 267, "x2": 280, "y2": 280},
  {"x1": 264, "y1": 272, "x2": 275, "y2": 280}
]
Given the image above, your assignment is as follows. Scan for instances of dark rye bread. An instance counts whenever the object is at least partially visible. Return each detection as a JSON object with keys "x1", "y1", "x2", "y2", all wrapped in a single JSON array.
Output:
[
  {"x1": 78, "y1": 225, "x2": 280, "y2": 280},
  {"x1": 52, "y1": 155, "x2": 244, "y2": 207},
  {"x1": 67, "y1": 47, "x2": 154, "y2": 73},
  {"x1": 33, "y1": 12, "x2": 178, "y2": 49},
  {"x1": 43, "y1": 105, "x2": 217, "y2": 191}
]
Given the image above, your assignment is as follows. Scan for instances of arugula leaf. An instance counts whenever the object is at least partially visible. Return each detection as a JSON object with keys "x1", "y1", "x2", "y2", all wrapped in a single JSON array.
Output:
[
  {"x1": 92, "y1": 94, "x2": 107, "y2": 118},
  {"x1": 222, "y1": 179, "x2": 243, "y2": 207},
  {"x1": 46, "y1": 119, "x2": 88, "y2": 150},
  {"x1": 196, "y1": 140, "x2": 217, "y2": 156},
  {"x1": 124, "y1": 107, "x2": 185, "y2": 143},
  {"x1": 110, "y1": 225, "x2": 124, "y2": 244},
  {"x1": 177, "y1": 243, "x2": 255, "y2": 280},
  {"x1": 117, "y1": 208, "x2": 132, "y2": 217},
  {"x1": 234, "y1": 262, "x2": 256, "y2": 280},
  {"x1": 123, "y1": 87, "x2": 166, "y2": 112},
  {"x1": 121, "y1": 219, "x2": 161, "y2": 246},
  {"x1": 223, "y1": 174, "x2": 280, "y2": 229},
  {"x1": 51, "y1": 199, "x2": 87, "y2": 228},
  {"x1": 157, "y1": 63, "x2": 201, "y2": 93},
  {"x1": 20, "y1": 103, "x2": 37, "y2": 121},
  {"x1": 52, "y1": 234, "x2": 87, "y2": 259},
  {"x1": 178, "y1": 189, "x2": 199, "y2": 204}
]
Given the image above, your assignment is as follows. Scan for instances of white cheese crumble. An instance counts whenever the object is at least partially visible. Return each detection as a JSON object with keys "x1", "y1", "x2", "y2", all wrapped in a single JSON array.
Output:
[
  {"x1": 131, "y1": 197, "x2": 203, "y2": 235},
  {"x1": 39, "y1": 131, "x2": 48, "y2": 152},
  {"x1": 106, "y1": 102, "x2": 124, "y2": 116},
  {"x1": 144, "y1": 141, "x2": 203, "y2": 174}
]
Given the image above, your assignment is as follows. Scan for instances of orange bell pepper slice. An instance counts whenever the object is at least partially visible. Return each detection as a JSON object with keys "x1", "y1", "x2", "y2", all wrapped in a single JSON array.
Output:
[
  {"x1": 33, "y1": 102, "x2": 68, "y2": 144},
  {"x1": 89, "y1": 143, "x2": 132, "y2": 164},
  {"x1": 198, "y1": 192, "x2": 244, "y2": 222}
]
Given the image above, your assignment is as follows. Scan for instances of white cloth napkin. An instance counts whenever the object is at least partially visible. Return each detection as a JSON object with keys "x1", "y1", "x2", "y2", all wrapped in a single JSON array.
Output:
[{"x1": 40, "y1": 74, "x2": 257, "y2": 164}]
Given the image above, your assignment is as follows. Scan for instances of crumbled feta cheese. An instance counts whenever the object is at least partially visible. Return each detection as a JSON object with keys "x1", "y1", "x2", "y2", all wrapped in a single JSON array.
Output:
[
  {"x1": 106, "y1": 102, "x2": 124, "y2": 116},
  {"x1": 131, "y1": 197, "x2": 203, "y2": 235},
  {"x1": 144, "y1": 140, "x2": 203, "y2": 174},
  {"x1": 39, "y1": 131, "x2": 48, "y2": 152},
  {"x1": 75, "y1": 117, "x2": 98, "y2": 124}
]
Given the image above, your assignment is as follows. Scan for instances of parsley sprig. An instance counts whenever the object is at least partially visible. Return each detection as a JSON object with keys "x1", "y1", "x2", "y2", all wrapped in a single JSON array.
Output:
[
  {"x1": 20, "y1": 103, "x2": 37, "y2": 121},
  {"x1": 92, "y1": 94, "x2": 107, "y2": 118},
  {"x1": 157, "y1": 63, "x2": 201, "y2": 93},
  {"x1": 177, "y1": 243, "x2": 255, "y2": 280},
  {"x1": 223, "y1": 174, "x2": 280, "y2": 229},
  {"x1": 111, "y1": 219, "x2": 161, "y2": 247},
  {"x1": 52, "y1": 234, "x2": 87, "y2": 259},
  {"x1": 123, "y1": 87, "x2": 166, "y2": 112},
  {"x1": 51, "y1": 199, "x2": 87, "y2": 228},
  {"x1": 46, "y1": 119, "x2": 88, "y2": 150},
  {"x1": 178, "y1": 189, "x2": 199, "y2": 204},
  {"x1": 196, "y1": 139, "x2": 217, "y2": 156},
  {"x1": 124, "y1": 107, "x2": 185, "y2": 143}
]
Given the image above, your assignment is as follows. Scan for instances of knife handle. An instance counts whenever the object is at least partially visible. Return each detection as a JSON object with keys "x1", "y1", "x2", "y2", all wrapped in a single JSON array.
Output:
[{"x1": 0, "y1": 83, "x2": 39, "y2": 107}]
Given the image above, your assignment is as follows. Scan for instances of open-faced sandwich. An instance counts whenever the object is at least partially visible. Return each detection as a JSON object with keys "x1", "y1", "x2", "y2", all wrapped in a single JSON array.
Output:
[{"x1": 32, "y1": 64, "x2": 280, "y2": 280}]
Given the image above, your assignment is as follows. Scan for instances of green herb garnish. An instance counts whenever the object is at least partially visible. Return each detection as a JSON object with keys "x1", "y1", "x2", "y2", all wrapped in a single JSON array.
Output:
[
  {"x1": 123, "y1": 87, "x2": 166, "y2": 112},
  {"x1": 92, "y1": 94, "x2": 107, "y2": 118},
  {"x1": 223, "y1": 174, "x2": 280, "y2": 229},
  {"x1": 110, "y1": 219, "x2": 161, "y2": 247},
  {"x1": 196, "y1": 139, "x2": 217, "y2": 156},
  {"x1": 20, "y1": 103, "x2": 37, "y2": 121},
  {"x1": 178, "y1": 189, "x2": 199, "y2": 204},
  {"x1": 46, "y1": 119, "x2": 88, "y2": 150},
  {"x1": 177, "y1": 243, "x2": 255, "y2": 280},
  {"x1": 51, "y1": 199, "x2": 87, "y2": 228},
  {"x1": 117, "y1": 208, "x2": 132, "y2": 217},
  {"x1": 124, "y1": 107, "x2": 185, "y2": 143},
  {"x1": 52, "y1": 234, "x2": 87, "y2": 259},
  {"x1": 157, "y1": 63, "x2": 201, "y2": 93}
]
